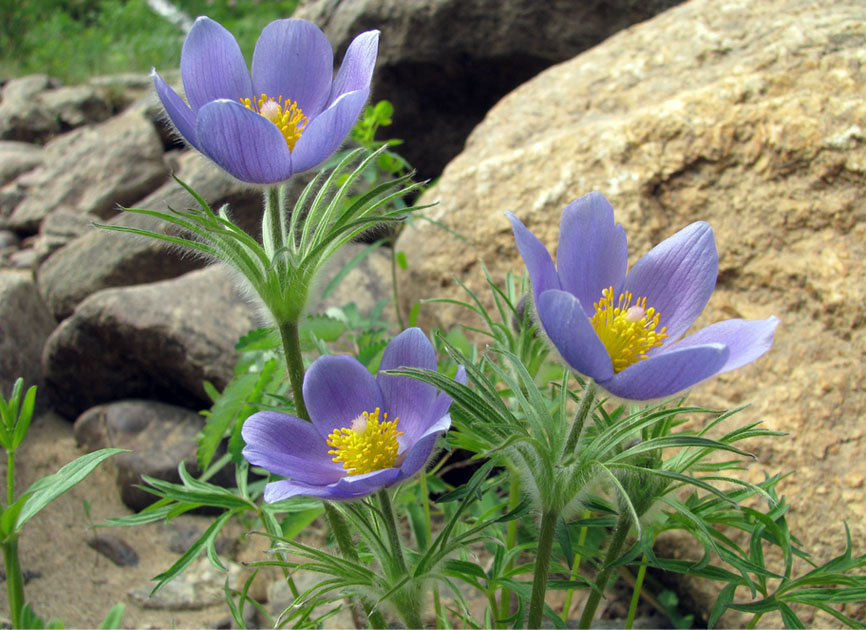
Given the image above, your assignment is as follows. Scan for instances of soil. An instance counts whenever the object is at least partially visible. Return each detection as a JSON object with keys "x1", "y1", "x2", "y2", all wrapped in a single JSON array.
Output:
[{"x1": 0, "y1": 411, "x2": 245, "y2": 629}]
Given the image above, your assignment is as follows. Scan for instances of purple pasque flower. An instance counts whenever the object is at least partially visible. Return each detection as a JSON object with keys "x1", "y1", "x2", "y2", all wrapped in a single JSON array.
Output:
[
  {"x1": 242, "y1": 328, "x2": 465, "y2": 501},
  {"x1": 152, "y1": 16, "x2": 379, "y2": 184},
  {"x1": 507, "y1": 192, "x2": 779, "y2": 401}
]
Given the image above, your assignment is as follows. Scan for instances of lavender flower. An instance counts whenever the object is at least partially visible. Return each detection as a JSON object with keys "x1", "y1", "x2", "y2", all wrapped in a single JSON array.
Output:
[
  {"x1": 507, "y1": 192, "x2": 778, "y2": 400},
  {"x1": 152, "y1": 16, "x2": 378, "y2": 184},
  {"x1": 242, "y1": 328, "x2": 464, "y2": 501}
]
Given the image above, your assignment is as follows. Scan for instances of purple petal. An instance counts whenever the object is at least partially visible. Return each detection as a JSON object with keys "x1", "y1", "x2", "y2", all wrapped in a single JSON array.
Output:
[
  {"x1": 536, "y1": 289, "x2": 614, "y2": 381},
  {"x1": 600, "y1": 343, "x2": 729, "y2": 400},
  {"x1": 666, "y1": 316, "x2": 779, "y2": 373},
  {"x1": 399, "y1": 364, "x2": 463, "y2": 450},
  {"x1": 378, "y1": 328, "x2": 438, "y2": 443},
  {"x1": 331, "y1": 467, "x2": 401, "y2": 496},
  {"x1": 556, "y1": 193, "x2": 628, "y2": 309},
  {"x1": 329, "y1": 30, "x2": 379, "y2": 105},
  {"x1": 152, "y1": 70, "x2": 199, "y2": 150},
  {"x1": 195, "y1": 99, "x2": 293, "y2": 184},
  {"x1": 396, "y1": 416, "x2": 451, "y2": 482},
  {"x1": 506, "y1": 212, "x2": 561, "y2": 302},
  {"x1": 304, "y1": 354, "x2": 384, "y2": 440},
  {"x1": 290, "y1": 89, "x2": 369, "y2": 173},
  {"x1": 252, "y1": 18, "x2": 333, "y2": 119},
  {"x1": 264, "y1": 478, "x2": 342, "y2": 502},
  {"x1": 181, "y1": 16, "x2": 253, "y2": 112},
  {"x1": 241, "y1": 411, "x2": 344, "y2": 485},
  {"x1": 624, "y1": 221, "x2": 717, "y2": 344}
]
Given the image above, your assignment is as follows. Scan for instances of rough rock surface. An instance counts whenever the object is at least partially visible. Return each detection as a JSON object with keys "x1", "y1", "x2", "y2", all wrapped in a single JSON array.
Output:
[
  {"x1": 0, "y1": 141, "x2": 43, "y2": 185},
  {"x1": 74, "y1": 399, "x2": 228, "y2": 511},
  {"x1": 295, "y1": 0, "x2": 684, "y2": 179},
  {"x1": 35, "y1": 150, "x2": 265, "y2": 321},
  {"x1": 0, "y1": 271, "x2": 56, "y2": 400},
  {"x1": 396, "y1": 0, "x2": 866, "y2": 623},
  {"x1": 43, "y1": 265, "x2": 258, "y2": 419},
  {"x1": 7, "y1": 107, "x2": 168, "y2": 234}
]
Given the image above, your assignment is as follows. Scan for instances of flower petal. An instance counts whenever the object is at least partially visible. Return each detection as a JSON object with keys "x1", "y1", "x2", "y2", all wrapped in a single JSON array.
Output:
[
  {"x1": 264, "y1": 478, "x2": 343, "y2": 502},
  {"x1": 396, "y1": 416, "x2": 451, "y2": 483},
  {"x1": 241, "y1": 411, "x2": 344, "y2": 485},
  {"x1": 181, "y1": 16, "x2": 253, "y2": 112},
  {"x1": 556, "y1": 193, "x2": 628, "y2": 308},
  {"x1": 398, "y1": 364, "x2": 463, "y2": 450},
  {"x1": 329, "y1": 30, "x2": 379, "y2": 105},
  {"x1": 623, "y1": 221, "x2": 717, "y2": 344},
  {"x1": 536, "y1": 289, "x2": 614, "y2": 381},
  {"x1": 196, "y1": 99, "x2": 293, "y2": 184},
  {"x1": 290, "y1": 89, "x2": 369, "y2": 173},
  {"x1": 666, "y1": 316, "x2": 779, "y2": 373},
  {"x1": 152, "y1": 70, "x2": 200, "y2": 150},
  {"x1": 506, "y1": 211, "x2": 561, "y2": 301},
  {"x1": 378, "y1": 328, "x2": 438, "y2": 441},
  {"x1": 252, "y1": 18, "x2": 333, "y2": 119},
  {"x1": 600, "y1": 343, "x2": 729, "y2": 400},
  {"x1": 304, "y1": 354, "x2": 384, "y2": 439},
  {"x1": 331, "y1": 467, "x2": 402, "y2": 496}
]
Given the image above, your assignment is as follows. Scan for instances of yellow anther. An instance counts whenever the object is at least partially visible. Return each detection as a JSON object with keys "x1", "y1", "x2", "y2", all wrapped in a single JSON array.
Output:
[
  {"x1": 240, "y1": 93, "x2": 307, "y2": 151},
  {"x1": 327, "y1": 408, "x2": 402, "y2": 475},
  {"x1": 589, "y1": 287, "x2": 668, "y2": 373}
]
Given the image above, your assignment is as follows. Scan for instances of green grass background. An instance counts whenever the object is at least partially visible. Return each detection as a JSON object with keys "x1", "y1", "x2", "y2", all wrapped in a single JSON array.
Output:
[{"x1": 0, "y1": 0, "x2": 299, "y2": 84}]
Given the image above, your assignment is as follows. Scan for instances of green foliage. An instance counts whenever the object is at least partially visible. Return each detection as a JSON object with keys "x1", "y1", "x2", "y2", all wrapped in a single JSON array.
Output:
[{"x1": 1, "y1": 0, "x2": 299, "y2": 84}]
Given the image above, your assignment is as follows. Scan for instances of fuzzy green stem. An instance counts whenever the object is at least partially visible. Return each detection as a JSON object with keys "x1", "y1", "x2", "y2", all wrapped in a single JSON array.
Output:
[
  {"x1": 263, "y1": 186, "x2": 284, "y2": 260},
  {"x1": 625, "y1": 555, "x2": 647, "y2": 629},
  {"x1": 419, "y1": 471, "x2": 443, "y2": 623},
  {"x1": 277, "y1": 320, "x2": 310, "y2": 422},
  {"x1": 527, "y1": 510, "x2": 559, "y2": 628},
  {"x1": 6, "y1": 450, "x2": 14, "y2": 508},
  {"x1": 388, "y1": 228, "x2": 406, "y2": 329},
  {"x1": 498, "y1": 473, "x2": 521, "y2": 626},
  {"x1": 564, "y1": 380, "x2": 597, "y2": 456},
  {"x1": 578, "y1": 513, "x2": 632, "y2": 629},
  {"x1": 562, "y1": 509, "x2": 591, "y2": 622},
  {"x1": 377, "y1": 489, "x2": 423, "y2": 629},
  {"x1": 745, "y1": 612, "x2": 764, "y2": 629},
  {"x1": 2, "y1": 537, "x2": 25, "y2": 629}
]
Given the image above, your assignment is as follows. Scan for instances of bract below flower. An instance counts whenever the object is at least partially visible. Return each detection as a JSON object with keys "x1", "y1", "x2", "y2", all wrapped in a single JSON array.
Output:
[
  {"x1": 153, "y1": 16, "x2": 379, "y2": 184},
  {"x1": 507, "y1": 192, "x2": 779, "y2": 401},
  {"x1": 242, "y1": 328, "x2": 465, "y2": 501}
]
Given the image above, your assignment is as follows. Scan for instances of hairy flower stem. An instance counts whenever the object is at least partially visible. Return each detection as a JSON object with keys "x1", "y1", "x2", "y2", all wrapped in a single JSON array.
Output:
[
  {"x1": 2, "y1": 537, "x2": 24, "y2": 629},
  {"x1": 378, "y1": 489, "x2": 423, "y2": 629},
  {"x1": 6, "y1": 451, "x2": 14, "y2": 508},
  {"x1": 388, "y1": 226, "x2": 406, "y2": 329},
  {"x1": 578, "y1": 512, "x2": 632, "y2": 629},
  {"x1": 564, "y1": 380, "x2": 597, "y2": 455},
  {"x1": 527, "y1": 509, "x2": 559, "y2": 628},
  {"x1": 277, "y1": 320, "x2": 310, "y2": 422},
  {"x1": 625, "y1": 554, "x2": 647, "y2": 629},
  {"x1": 275, "y1": 318, "x2": 386, "y2": 629},
  {"x1": 498, "y1": 473, "x2": 521, "y2": 626},
  {"x1": 263, "y1": 186, "x2": 285, "y2": 260}
]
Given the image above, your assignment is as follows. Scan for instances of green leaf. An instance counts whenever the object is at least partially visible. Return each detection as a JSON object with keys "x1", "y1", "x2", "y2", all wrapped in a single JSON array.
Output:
[
  {"x1": 16, "y1": 448, "x2": 127, "y2": 531},
  {"x1": 11, "y1": 384, "x2": 37, "y2": 449},
  {"x1": 396, "y1": 250, "x2": 408, "y2": 270},
  {"x1": 280, "y1": 506, "x2": 324, "y2": 541},
  {"x1": 97, "y1": 603, "x2": 125, "y2": 629}
]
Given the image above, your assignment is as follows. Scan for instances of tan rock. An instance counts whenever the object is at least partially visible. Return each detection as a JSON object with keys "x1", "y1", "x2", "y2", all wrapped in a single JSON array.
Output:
[{"x1": 396, "y1": 0, "x2": 865, "y2": 622}]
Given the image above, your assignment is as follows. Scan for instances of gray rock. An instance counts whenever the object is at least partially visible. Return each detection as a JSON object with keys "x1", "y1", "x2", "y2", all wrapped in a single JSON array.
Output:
[
  {"x1": 128, "y1": 556, "x2": 242, "y2": 610},
  {"x1": 42, "y1": 265, "x2": 258, "y2": 418},
  {"x1": 296, "y1": 0, "x2": 684, "y2": 179},
  {"x1": 86, "y1": 534, "x2": 139, "y2": 567},
  {"x1": 0, "y1": 230, "x2": 18, "y2": 250},
  {"x1": 37, "y1": 84, "x2": 115, "y2": 130},
  {"x1": 7, "y1": 107, "x2": 168, "y2": 235},
  {"x1": 36, "y1": 150, "x2": 263, "y2": 321},
  {"x1": 0, "y1": 75, "x2": 60, "y2": 143},
  {"x1": 0, "y1": 271, "x2": 56, "y2": 401},
  {"x1": 309, "y1": 240, "x2": 395, "y2": 316},
  {"x1": 32, "y1": 211, "x2": 92, "y2": 263},
  {"x1": 74, "y1": 398, "x2": 231, "y2": 511},
  {"x1": 0, "y1": 141, "x2": 43, "y2": 185}
]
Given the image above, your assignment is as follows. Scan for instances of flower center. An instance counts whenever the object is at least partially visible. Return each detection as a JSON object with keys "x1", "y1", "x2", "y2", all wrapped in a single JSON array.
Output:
[
  {"x1": 589, "y1": 287, "x2": 668, "y2": 373},
  {"x1": 327, "y1": 408, "x2": 402, "y2": 475},
  {"x1": 240, "y1": 93, "x2": 307, "y2": 151}
]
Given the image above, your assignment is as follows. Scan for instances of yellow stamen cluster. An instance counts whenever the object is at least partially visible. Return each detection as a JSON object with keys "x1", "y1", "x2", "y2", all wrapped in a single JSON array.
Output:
[
  {"x1": 327, "y1": 408, "x2": 402, "y2": 475},
  {"x1": 589, "y1": 287, "x2": 668, "y2": 373},
  {"x1": 240, "y1": 93, "x2": 307, "y2": 151}
]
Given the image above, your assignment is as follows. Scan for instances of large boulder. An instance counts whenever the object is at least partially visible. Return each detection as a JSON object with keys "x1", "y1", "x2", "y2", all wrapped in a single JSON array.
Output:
[
  {"x1": 42, "y1": 265, "x2": 258, "y2": 418},
  {"x1": 36, "y1": 150, "x2": 264, "y2": 321},
  {"x1": 395, "y1": 0, "x2": 865, "y2": 623},
  {"x1": 0, "y1": 271, "x2": 56, "y2": 401},
  {"x1": 7, "y1": 107, "x2": 168, "y2": 234},
  {"x1": 295, "y1": 0, "x2": 684, "y2": 179}
]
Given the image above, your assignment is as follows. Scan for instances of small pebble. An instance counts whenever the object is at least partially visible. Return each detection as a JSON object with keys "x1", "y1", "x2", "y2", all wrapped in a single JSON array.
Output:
[{"x1": 87, "y1": 534, "x2": 139, "y2": 567}]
